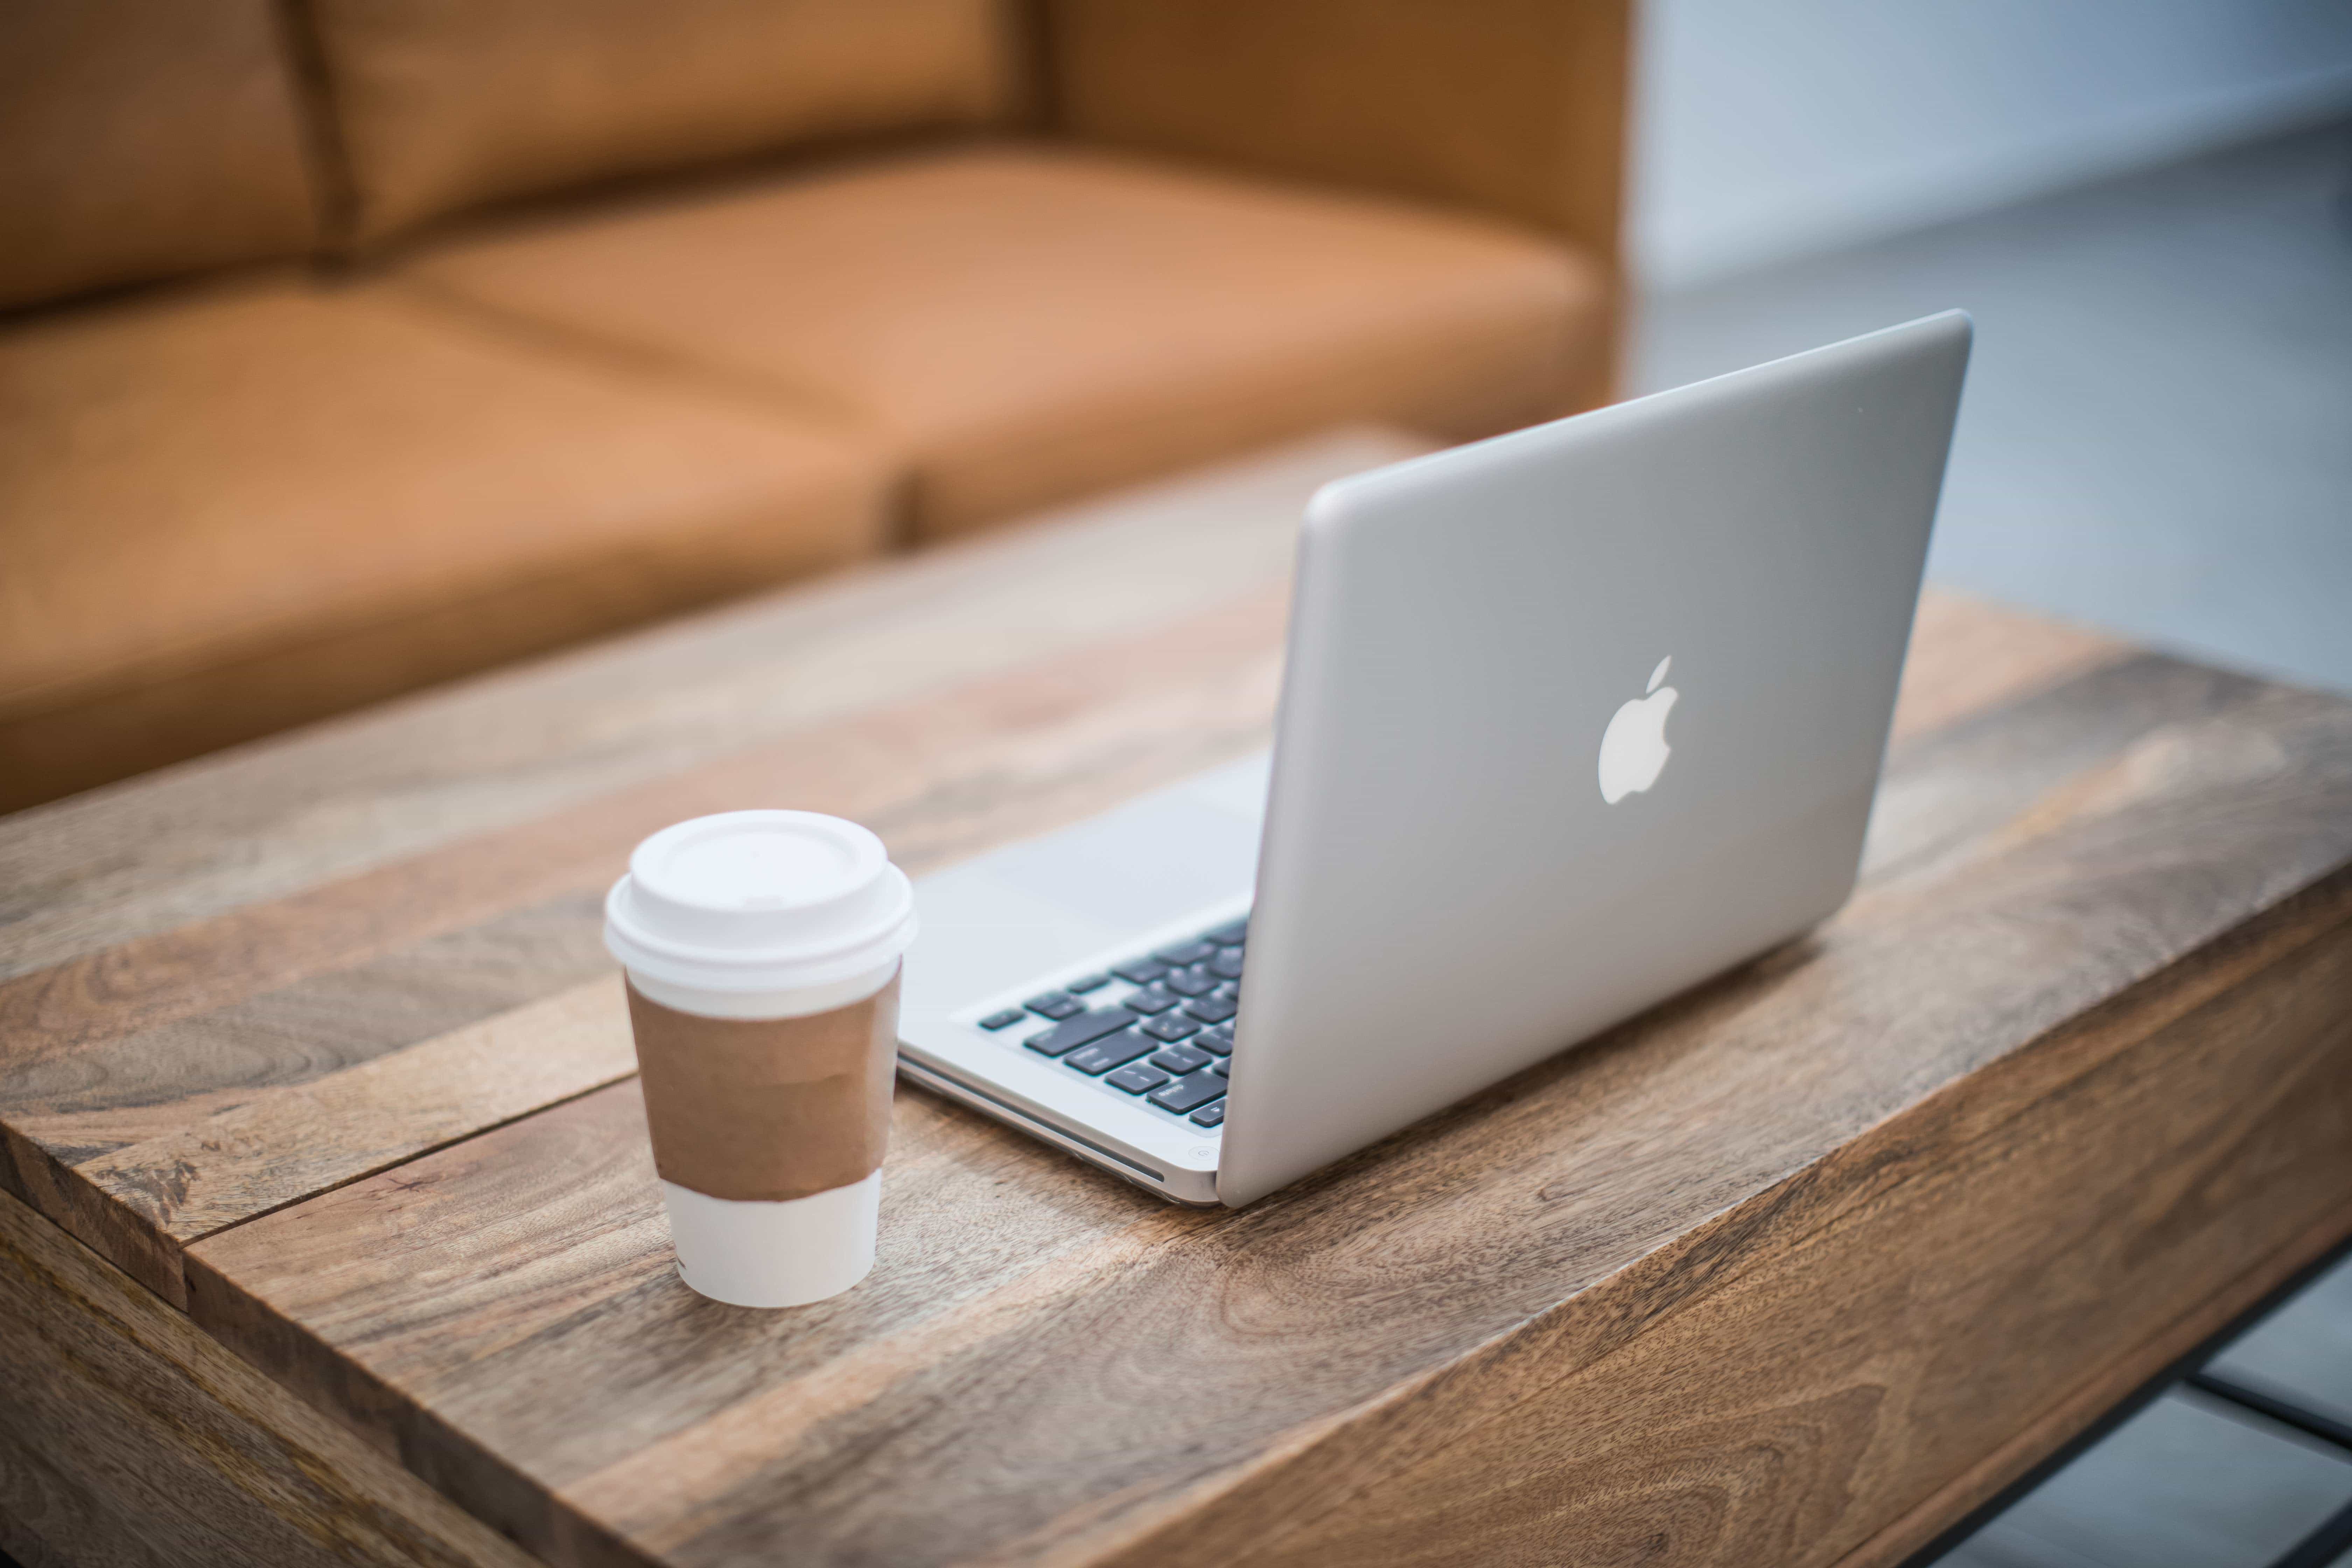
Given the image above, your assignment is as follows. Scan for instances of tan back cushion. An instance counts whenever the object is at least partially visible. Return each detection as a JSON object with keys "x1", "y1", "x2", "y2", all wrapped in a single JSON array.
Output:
[
  {"x1": 0, "y1": 0, "x2": 321, "y2": 312},
  {"x1": 302, "y1": 0, "x2": 1025, "y2": 248}
]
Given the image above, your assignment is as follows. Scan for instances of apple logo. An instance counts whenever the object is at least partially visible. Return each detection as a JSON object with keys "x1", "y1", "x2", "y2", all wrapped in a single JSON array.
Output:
[{"x1": 1597, "y1": 656, "x2": 1678, "y2": 804}]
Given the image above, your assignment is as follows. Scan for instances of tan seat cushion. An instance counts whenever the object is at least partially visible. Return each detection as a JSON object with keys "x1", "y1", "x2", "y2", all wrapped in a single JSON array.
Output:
[
  {"x1": 406, "y1": 145, "x2": 1610, "y2": 539},
  {"x1": 300, "y1": 0, "x2": 1024, "y2": 248},
  {"x1": 0, "y1": 0, "x2": 320, "y2": 311},
  {"x1": 0, "y1": 279, "x2": 893, "y2": 808}
]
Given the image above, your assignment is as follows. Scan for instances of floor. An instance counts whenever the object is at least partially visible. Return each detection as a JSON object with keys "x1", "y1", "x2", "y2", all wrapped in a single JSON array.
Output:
[{"x1": 1636, "y1": 119, "x2": 2352, "y2": 697}]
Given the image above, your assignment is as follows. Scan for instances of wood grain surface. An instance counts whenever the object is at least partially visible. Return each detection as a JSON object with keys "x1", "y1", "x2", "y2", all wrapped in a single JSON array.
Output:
[
  {"x1": 4, "y1": 425, "x2": 2347, "y2": 1568},
  {"x1": 0, "y1": 1186, "x2": 542, "y2": 1568},
  {"x1": 1836, "y1": 1194, "x2": 2352, "y2": 1568},
  {"x1": 170, "y1": 647, "x2": 2352, "y2": 1568}
]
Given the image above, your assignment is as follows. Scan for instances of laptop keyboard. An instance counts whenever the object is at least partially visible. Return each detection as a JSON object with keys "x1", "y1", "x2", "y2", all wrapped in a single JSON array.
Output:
[{"x1": 976, "y1": 914, "x2": 1247, "y2": 1128}]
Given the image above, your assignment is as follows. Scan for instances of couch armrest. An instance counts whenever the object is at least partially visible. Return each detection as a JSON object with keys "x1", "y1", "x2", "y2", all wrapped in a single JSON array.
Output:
[{"x1": 1040, "y1": 0, "x2": 1631, "y2": 267}]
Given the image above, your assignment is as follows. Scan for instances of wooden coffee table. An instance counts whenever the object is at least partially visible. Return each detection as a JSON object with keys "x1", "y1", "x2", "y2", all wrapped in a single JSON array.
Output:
[{"x1": 5, "y1": 429, "x2": 2351, "y2": 1568}]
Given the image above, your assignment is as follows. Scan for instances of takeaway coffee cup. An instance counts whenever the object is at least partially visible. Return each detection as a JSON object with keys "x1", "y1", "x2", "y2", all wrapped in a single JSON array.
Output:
[{"x1": 603, "y1": 811, "x2": 917, "y2": 1308}]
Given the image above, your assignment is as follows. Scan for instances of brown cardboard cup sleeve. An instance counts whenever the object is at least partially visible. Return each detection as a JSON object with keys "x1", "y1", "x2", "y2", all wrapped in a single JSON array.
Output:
[{"x1": 626, "y1": 975, "x2": 899, "y2": 1203}]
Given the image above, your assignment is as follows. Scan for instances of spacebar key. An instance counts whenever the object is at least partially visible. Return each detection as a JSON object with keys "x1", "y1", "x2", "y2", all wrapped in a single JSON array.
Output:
[{"x1": 1023, "y1": 1008, "x2": 1139, "y2": 1056}]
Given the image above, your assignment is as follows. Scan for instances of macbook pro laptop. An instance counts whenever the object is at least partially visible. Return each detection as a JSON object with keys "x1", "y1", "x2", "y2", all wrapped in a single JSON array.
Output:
[{"x1": 896, "y1": 312, "x2": 1973, "y2": 1206}]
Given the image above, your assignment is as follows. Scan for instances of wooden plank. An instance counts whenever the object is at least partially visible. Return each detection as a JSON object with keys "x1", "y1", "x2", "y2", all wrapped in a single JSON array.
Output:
[
  {"x1": 9, "y1": 892, "x2": 614, "y2": 1164},
  {"x1": 0, "y1": 430, "x2": 1425, "y2": 986},
  {"x1": 0, "y1": 1185, "x2": 543, "y2": 1568},
  {"x1": 73, "y1": 976, "x2": 639, "y2": 1244},
  {"x1": 180, "y1": 646, "x2": 2352, "y2": 1568}
]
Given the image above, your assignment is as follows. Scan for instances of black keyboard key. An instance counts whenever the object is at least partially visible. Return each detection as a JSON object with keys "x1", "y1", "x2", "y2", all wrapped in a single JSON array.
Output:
[
  {"x1": 1120, "y1": 985, "x2": 1178, "y2": 1014},
  {"x1": 1025, "y1": 991, "x2": 1083, "y2": 1020},
  {"x1": 1140, "y1": 1012, "x2": 1201, "y2": 1042},
  {"x1": 1065, "y1": 972, "x2": 1111, "y2": 993},
  {"x1": 1149, "y1": 1043, "x2": 1211, "y2": 1075},
  {"x1": 1105, "y1": 1063, "x2": 1170, "y2": 1094},
  {"x1": 1195, "y1": 1023, "x2": 1234, "y2": 1055},
  {"x1": 978, "y1": 1009, "x2": 1026, "y2": 1031},
  {"x1": 1190, "y1": 1100, "x2": 1226, "y2": 1127},
  {"x1": 1183, "y1": 994, "x2": 1237, "y2": 1024},
  {"x1": 1149, "y1": 1071, "x2": 1226, "y2": 1114},
  {"x1": 1110, "y1": 957, "x2": 1169, "y2": 985},
  {"x1": 1203, "y1": 918, "x2": 1249, "y2": 946},
  {"x1": 1210, "y1": 1057, "x2": 1229, "y2": 1077},
  {"x1": 1212, "y1": 981, "x2": 1240, "y2": 1002},
  {"x1": 1023, "y1": 1008, "x2": 1139, "y2": 1057},
  {"x1": 1162, "y1": 967, "x2": 1216, "y2": 997},
  {"x1": 1153, "y1": 939, "x2": 1216, "y2": 966},
  {"x1": 1207, "y1": 948, "x2": 1245, "y2": 980},
  {"x1": 1064, "y1": 1030, "x2": 1157, "y2": 1075}
]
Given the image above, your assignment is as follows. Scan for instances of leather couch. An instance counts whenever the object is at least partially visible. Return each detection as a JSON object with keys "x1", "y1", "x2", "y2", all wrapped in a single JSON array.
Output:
[{"x1": 0, "y1": 0, "x2": 1627, "y2": 812}]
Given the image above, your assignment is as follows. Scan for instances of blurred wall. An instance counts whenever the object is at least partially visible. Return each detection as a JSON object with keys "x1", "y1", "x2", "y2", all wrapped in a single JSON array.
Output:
[{"x1": 1634, "y1": 0, "x2": 2352, "y2": 289}]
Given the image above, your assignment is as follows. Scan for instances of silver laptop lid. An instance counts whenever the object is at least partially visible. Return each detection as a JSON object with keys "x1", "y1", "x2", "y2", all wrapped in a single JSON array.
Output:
[{"x1": 1218, "y1": 312, "x2": 1972, "y2": 1205}]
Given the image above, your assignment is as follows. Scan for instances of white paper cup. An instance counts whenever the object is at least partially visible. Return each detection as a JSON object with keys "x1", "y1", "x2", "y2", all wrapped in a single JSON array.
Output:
[{"x1": 604, "y1": 811, "x2": 917, "y2": 1309}]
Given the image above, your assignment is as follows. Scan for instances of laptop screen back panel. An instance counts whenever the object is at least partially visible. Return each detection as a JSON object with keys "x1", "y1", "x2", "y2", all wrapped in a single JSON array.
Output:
[{"x1": 1216, "y1": 313, "x2": 1972, "y2": 1206}]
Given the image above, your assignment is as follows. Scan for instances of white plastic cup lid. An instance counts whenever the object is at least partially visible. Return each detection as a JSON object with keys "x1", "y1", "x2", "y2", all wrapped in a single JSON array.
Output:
[{"x1": 603, "y1": 811, "x2": 917, "y2": 993}]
